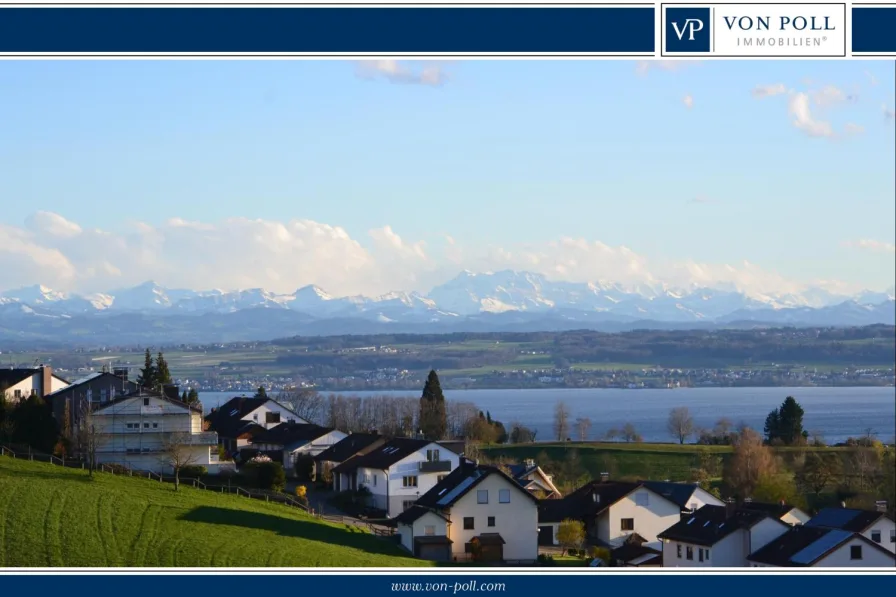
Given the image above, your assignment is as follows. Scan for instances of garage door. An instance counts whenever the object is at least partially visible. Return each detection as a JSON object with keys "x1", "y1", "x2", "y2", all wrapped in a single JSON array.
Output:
[{"x1": 416, "y1": 543, "x2": 451, "y2": 562}]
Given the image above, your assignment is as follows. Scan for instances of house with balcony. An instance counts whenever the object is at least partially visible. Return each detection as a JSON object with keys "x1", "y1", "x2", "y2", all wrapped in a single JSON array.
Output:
[
  {"x1": 506, "y1": 459, "x2": 563, "y2": 499},
  {"x1": 537, "y1": 475, "x2": 682, "y2": 549},
  {"x1": 657, "y1": 503, "x2": 790, "y2": 567},
  {"x1": 748, "y1": 525, "x2": 895, "y2": 567},
  {"x1": 331, "y1": 437, "x2": 461, "y2": 518},
  {"x1": 313, "y1": 432, "x2": 386, "y2": 483},
  {"x1": 249, "y1": 422, "x2": 347, "y2": 476},
  {"x1": 394, "y1": 460, "x2": 539, "y2": 563},
  {"x1": 0, "y1": 365, "x2": 69, "y2": 403},
  {"x1": 47, "y1": 368, "x2": 139, "y2": 437},
  {"x1": 205, "y1": 396, "x2": 308, "y2": 456},
  {"x1": 805, "y1": 507, "x2": 896, "y2": 553},
  {"x1": 90, "y1": 390, "x2": 224, "y2": 474}
]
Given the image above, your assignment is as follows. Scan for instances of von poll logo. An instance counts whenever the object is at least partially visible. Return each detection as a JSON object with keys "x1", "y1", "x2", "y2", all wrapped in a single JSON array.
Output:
[{"x1": 665, "y1": 7, "x2": 711, "y2": 52}]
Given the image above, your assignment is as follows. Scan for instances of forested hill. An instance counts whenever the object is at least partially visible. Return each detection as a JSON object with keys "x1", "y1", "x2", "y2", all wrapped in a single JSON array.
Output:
[{"x1": 270, "y1": 325, "x2": 896, "y2": 370}]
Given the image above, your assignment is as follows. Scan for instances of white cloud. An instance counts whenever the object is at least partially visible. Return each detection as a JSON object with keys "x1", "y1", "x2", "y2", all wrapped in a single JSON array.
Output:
[
  {"x1": 842, "y1": 239, "x2": 896, "y2": 254},
  {"x1": 355, "y1": 60, "x2": 448, "y2": 86},
  {"x1": 634, "y1": 60, "x2": 693, "y2": 75},
  {"x1": 810, "y1": 85, "x2": 857, "y2": 108},
  {"x1": 865, "y1": 71, "x2": 879, "y2": 86},
  {"x1": 751, "y1": 83, "x2": 788, "y2": 98},
  {"x1": 682, "y1": 94, "x2": 694, "y2": 109},
  {"x1": 0, "y1": 212, "x2": 881, "y2": 300},
  {"x1": 788, "y1": 92, "x2": 834, "y2": 138},
  {"x1": 843, "y1": 122, "x2": 865, "y2": 136}
]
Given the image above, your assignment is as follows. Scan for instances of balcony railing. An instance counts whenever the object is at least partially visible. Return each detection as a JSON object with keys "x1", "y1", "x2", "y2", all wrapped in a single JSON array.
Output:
[{"x1": 419, "y1": 460, "x2": 452, "y2": 473}]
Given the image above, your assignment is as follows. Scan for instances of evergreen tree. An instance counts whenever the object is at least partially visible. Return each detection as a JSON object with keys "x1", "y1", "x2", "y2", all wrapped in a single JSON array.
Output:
[
  {"x1": 254, "y1": 386, "x2": 268, "y2": 400},
  {"x1": 155, "y1": 351, "x2": 172, "y2": 389},
  {"x1": 137, "y1": 348, "x2": 155, "y2": 389},
  {"x1": 764, "y1": 396, "x2": 805, "y2": 445},
  {"x1": 418, "y1": 370, "x2": 447, "y2": 440},
  {"x1": 187, "y1": 388, "x2": 199, "y2": 405},
  {"x1": 10, "y1": 394, "x2": 59, "y2": 453},
  {"x1": 764, "y1": 409, "x2": 780, "y2": 443},
  {"x1": 181, "y1": 390, "x2": 188, "y2": 402}
]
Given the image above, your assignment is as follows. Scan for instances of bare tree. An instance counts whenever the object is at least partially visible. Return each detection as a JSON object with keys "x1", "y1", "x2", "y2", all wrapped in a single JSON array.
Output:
[
  {"x1": 77, "y1": 399, "x2": 101, "y2": 477},
  {"x1": 159, "y1": 432, "x2": 199, "y2": 491},
  {"x1": 667, "y1": 407, "x2": 695, "y2": 444},
  {"x1": 277, "y1": 388, "x2": 325, "y2": 424},
  {"x1": 553, "y1": 401, "x2": 570, "y2": 441},
  {"x1": 575, "y1": 417, "x2": 592, "y2": 442},
  {"x1": 724, "y1": 427, "x2": 776, "y2": 499},
  {"x1": 621, "y1": 423, "x2": 642, "y2": 443}
]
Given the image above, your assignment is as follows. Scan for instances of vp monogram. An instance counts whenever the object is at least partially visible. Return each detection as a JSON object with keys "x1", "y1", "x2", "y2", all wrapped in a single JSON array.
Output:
[{"x1": 671, "y1": 18, "x2": 704, "y2": 41}]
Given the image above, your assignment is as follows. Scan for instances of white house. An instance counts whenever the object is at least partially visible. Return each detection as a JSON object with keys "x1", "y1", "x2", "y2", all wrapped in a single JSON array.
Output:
[
  {"x1": 740, "y1": 499, "x2": 812, "y2": 526},
  {"x1": 90, "y1": 391, "x2": 225, "y2": 474},
  {"x1": 538, "y1": 478, "x2": 682, "y2": 550},
  {"x1": 313, "y1": 432, "x2": 386, "y2": 482},
  {"x1": 0, "y1": 366, "x2": 69, "y2": 402},
  {"x1": 205, "y1": 396, "x2": 308, "y2": 454},
  {"x1": 805, "y1": 507, "x2": 896, "y2": 553},
  {"x1": 506, "y1": 459, "x2": 563, "y2": 499},
  {"x1": 395, "y1": 461, "x2": 539, "y2": 563},
  {"x1": 748, "y1": 525, "x2": 896, "y2": 567},
  {"x1": 657, "y1": 504, "x2": 790, "y2": 567},
  {"x1": 640, "y1": 480, "x2": 725, "y2": 514},
  {"x1": 249, "y1": 423, "x2": 347, "y2": 475},
  {"x1": 331, "y1": 437, "x2": 461, "y2": 518}
]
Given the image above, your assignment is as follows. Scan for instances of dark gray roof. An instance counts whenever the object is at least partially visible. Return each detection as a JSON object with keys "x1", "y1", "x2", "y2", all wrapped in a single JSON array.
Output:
[
  {"x1": 332, "y1": 437, "x2": 434, "y2": 474},
  {"x1": 0, "y1": 369, "x2": 39, "y2": 388},
  {"x1": 94, "y1": 389, "x2": 203, "y2": 414},
  {"x1": 251, "y1": 422, "x2": 335, "y2": 448},
  {"x1": 205, "y1": 396, "x2": 268, "y2": 438},
  {"x1": 639, "y1": 480, "x2": 702, "y2": 509},
  {"x1": 748, "y1": 526, "x2": 893, "y2": 567},
  {"x1": 412, "y1": 460, "x2": 539, "y2": 513},
  {"x1": 537, "y1": 480, "x2": 642, "y2": 523},
  {"x1": 805, "y1": 507, "x2": 889, "y2": 533},
  {"x1": 314, "y1": 433, "x2": 385, "y2": 463},
  {"x1": 657, "y1": 505, "x2": 776, "y2": 547},
  {"x1": 740, "y1": 501, "x2": 803, "y2": 521},
  {"x1": 395, "y1": 505, "x2": 450, "y2": 525}
]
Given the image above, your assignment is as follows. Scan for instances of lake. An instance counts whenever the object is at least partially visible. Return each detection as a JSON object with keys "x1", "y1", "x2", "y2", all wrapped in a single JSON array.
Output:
[{"x1": 198, "y1": 386, "x2": 896, "y2": 445}]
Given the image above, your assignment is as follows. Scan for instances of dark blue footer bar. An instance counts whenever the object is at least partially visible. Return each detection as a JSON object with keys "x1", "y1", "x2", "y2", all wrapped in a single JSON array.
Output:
[
  {"x1": 0, "y1": 6, "x2": 655, "y2": 54},
  {"x1": 1, "y1": 574, "x2": 894, "y2": 596},
  {"x1": 853, "y1": 6, "x2": 896, "y2": 53}
]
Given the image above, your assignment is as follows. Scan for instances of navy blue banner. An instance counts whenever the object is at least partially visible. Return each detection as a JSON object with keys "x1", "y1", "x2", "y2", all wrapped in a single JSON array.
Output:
[
  {"x1": 1, "y1": 573, "x2": 895, "y2": 595},
  {"x1": 852, "y1": 6, "x2": 896, "y2": 54},
  {"x1": 0, "y1": 6, "x2": 655, "y2": 54}
]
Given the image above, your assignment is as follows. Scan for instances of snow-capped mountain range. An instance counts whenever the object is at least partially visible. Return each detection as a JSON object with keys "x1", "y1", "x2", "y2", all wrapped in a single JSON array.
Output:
[{"x1": 0, "y1": 271, "x2": 893, "y2": 345}]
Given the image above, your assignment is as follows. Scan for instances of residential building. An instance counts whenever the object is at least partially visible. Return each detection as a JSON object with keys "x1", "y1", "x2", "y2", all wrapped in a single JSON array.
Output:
[
  {"x1": 609, "y1": 533, "x2": 663, "y2": 567},
  {"x1": 313, "y1": 432, "x2": 386, "y2": 483},
  {"x1": 395, "y1": 461, "x2": 539, "y2": 563},
  {"x1": 740, "y1": 499, "x2": 811, "y2": 526},
  {"x1": 805, "y1": 507, "x2": 896, "y2": 553},
  {"x1": 639, "y1": 480, "x2": 725, "y2": 515},
  {"x1": 0, "y1": 365, "x2": 69, "y2": 403},
  {"x1": 249, "y1": 422, "x2": 347, "y2": 475},
  {"x1": 47, "y1": 369, "x2": 139, "y2": 437},
  {"x1": 204, "y1": 396, "x2": 307, "y2": 455},
  {"x1": 90, "y1": 390, "x2": 224, "y2": 474},
  {"x1": 657, "y1": 504, "x2": 789, "y2": 567},
  {"x1": 748, "y1": 525, "x2": 896, "y2": 567},
  {"x1": 506, "y1": 459, "x2": 562, "y2": 499},
  {"x1": 331, "y1": 437, "x2": 461, "y2": 518},
  {"x1": 538, "y1": 477, "x2": 682, "y2": 549}
]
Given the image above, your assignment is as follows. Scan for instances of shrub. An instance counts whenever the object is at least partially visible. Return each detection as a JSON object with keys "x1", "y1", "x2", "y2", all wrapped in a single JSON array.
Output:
[
  {"x1": 537, "y1": 554, "x2": 555, "y2": 567},
  {"x1": 242, "y1": 460, "x2": 286, "y2": 491},
  {"x1": 180, "y1": 465, "x2": 207, "y2": 478}
]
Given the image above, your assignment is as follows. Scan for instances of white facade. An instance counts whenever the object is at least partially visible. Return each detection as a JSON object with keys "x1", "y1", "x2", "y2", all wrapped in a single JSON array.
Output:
[
  {"x1": 2, "y1": 373, "x2": 69, "y2": 401},
  {"x1": 596, "y1": 487, "x2": 682, "y2": 550},
  {"x1": 240, "y1": 400, "x2": 308, "y2": 430},
  {"x1": 254, "y1": 429, "x2": 348, "y2": 472},
  {"x1": 91, "y1": 395, "x2": 224, "y2": 474},
  {"x1": 780, "y1": 508, "x2": 812, "y2": 526},
  {"x1": 397, "y1": 510, "x2": 450, "y2": 553},
  {"x1": 751, "y1": 537, "x2": 896, "y2": 568},
  {"x1": 683, "y1": 488, "x2": 725, "y2": 512},
  {"x1": 663, "y1": 516, "x2": 788, "y2": 567},
  {"x1": 358, "y1": 443, "x2": 461, "y2": 518},
  {"x1": 861, "y1": 516, "x2": 896, "y2": 554}
]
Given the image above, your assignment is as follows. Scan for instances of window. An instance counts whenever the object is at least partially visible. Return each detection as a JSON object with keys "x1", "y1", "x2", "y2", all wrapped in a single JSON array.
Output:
[
  {"x1": 477, "y1": 490, "x2": 488, "y2": 504},
  {"x1": 402, "y1": 476, "x2": 418, "y2": 488},
  {"x1": 152, "y1": 422, "x2": 158, "y2": 429},
  {"x1": 850, "y1": 545, "x2": 863, "y2": 560},
  {"x1": 253, "y1": 413, "x2": 259, "y2": 421},
  {"x1": 890, "y1": 530, "x2": 896, "y2": 544},
  {"x1": 403, "y1": 501, "x2": 415, "y2": 511},
  {"x1": 498, "y1": 489, "x2": 511, "y2": 504},
  {"x1": 373, "y1": 475, "x2": 377, "y2": 487},
  {"x1": 676, "y1": 544, "x2": 682, "y2": 558},
  {"x1": 426, "y1": 449, "x2": 440, "y2": 462},
  {"x1": 686, "y1": 546, "x2": 693, "y2": 561},
  {"x1": 424, "y1": 525, "x2": 435, "y2": 536},
  {"x1": 635, "y1": 492, "x2": 649, "y2": 507},
  {"x1": 621, "y1": 518, "x2": 634, "y2": 531},
  {"x1": 100, "y1": 389, "x2": 108, "y2": 401},
  {"x1": 871, "y1": 530, "x2": 881, "y2": 543},
  {"x1": 266, "y1": 412, "x2": 280, "y2": 424},
  {"x1": 30, "y1": 389, "x2": 37, "y2": 397},
  {"x1": 143, "y1": 423, "x2": 150, "y2": 429},
  {"x1": 13, "y1": 390, "x2": 21, "y2": 399},
  {"x1": 463, "y1": 517, "x2": 474, "y2": 530},
  {"x1": 143, "y1": 398, "x2": 150, "y2": 406},
  {"x1": 487, "y1": 516, "x2": 496, "y2": 528},
  {"x1": 698, "y1": 548, "x2": 704, "y2": 562},
  {"x1": 705, "y1": 549, "x2": 710, "y2": 560}
]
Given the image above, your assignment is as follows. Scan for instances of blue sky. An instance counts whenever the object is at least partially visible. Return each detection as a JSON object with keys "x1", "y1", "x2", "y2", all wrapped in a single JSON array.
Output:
[{"x1": 0, "y1": 59, "x2": 893, "y2": 296}]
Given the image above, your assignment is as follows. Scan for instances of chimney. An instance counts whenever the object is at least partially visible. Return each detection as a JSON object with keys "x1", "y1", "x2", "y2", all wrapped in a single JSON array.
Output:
[
  {"x1": 725, "y1": 498, "x2": 737, "y2": 518},
  {"x1": 524, "y1": 458, "x2": 535, "y2": 469},
  {"x1": 599, "y1": 472, "x2": 609, "y2": 483},
  {"x1": 875, "y1": 501, "x2": 887, "y2": 513},
  {"x1": 113, "y1": 367, "x2": 129, "y2": 382},
  {"x1": 840, "y1": 501, "x2": 847, "y2": 508},
  {"x1": 163, "y1": 384, "x2": 180, "y2": 400},
  {"x1": 39, "y1": 365, "x2": 52, "y2": 398},
  {"x1": 744, "y1": 497, "x2": 753, "y2": 503}
]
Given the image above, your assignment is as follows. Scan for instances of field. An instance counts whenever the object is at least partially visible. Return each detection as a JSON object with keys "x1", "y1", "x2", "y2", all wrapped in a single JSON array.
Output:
[
  {"x1": 0, "y1": 456, "x2": 426, "y2": 567},
  {"x1": 480, "y1": 442, "x2": 852, "y2": 482}
]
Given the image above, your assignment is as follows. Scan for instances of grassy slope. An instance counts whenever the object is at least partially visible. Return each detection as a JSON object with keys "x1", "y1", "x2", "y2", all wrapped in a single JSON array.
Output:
[
  {"x1": 481, "y1": 442, "x2": 849, "y2": 481},
  {"x1": 0, "y1": 457, "x2": 426, "y2": 567}
]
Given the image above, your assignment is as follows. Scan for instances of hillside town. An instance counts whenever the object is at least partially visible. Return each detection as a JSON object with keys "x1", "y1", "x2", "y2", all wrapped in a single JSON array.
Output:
[{"x1": 1, "y1": 357, "x2": 894, "y2": 568}]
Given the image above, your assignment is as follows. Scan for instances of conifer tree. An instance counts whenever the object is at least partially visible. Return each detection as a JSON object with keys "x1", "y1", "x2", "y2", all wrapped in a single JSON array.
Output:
[
  {"x1": 137, "y1": 348, "x2": 155, "y2": 389},
  {"x1": 155, "y1": 351, "x2": 172, "y2": 390},
  {"x1": 419, "y1": 370, "x2": 448, "y2": 440},
  {"x1": 187, "y1": 388, "x2": 200, "y2": 405}
]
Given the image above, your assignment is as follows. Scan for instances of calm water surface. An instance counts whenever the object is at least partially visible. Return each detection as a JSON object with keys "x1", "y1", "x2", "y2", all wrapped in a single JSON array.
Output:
[{"x1": 200, "y1": 386, "x2": 896, "y2": 445}]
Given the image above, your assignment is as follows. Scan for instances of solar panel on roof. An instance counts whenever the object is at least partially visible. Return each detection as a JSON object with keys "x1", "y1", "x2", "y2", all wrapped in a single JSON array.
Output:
[
  {"x1": 790, "y1": 529, "x2": 852, "y2": 565},
  {"x1": 437, "y1": 476, "x2": 477, "y2": 506},
  {"x1": 806, "y1": 508, "x2": 861, "y2": 529},
  {"x1": 687, "y1": 518, "x2": 696, "y2": 525}
]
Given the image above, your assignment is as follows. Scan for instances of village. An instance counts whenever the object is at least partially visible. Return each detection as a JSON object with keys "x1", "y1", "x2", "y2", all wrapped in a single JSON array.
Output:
[{"x1": 1, "y1": 356, "x2": 894, "y2": 569}]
